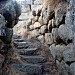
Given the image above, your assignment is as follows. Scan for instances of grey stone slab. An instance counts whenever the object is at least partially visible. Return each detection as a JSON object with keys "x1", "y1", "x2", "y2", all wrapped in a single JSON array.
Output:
[
  {"x1": 18, "y1": 48, "x2": 37, "y2": 55},
  {"x1": 20, "y1": 55, "x2": 46, "y2": 63},
  {"x1": 14, "y1": 41, "x2": 32, "y2": 49},
  {"x1": 11, "y1": 64, "x2": 43, "y2": 74}
]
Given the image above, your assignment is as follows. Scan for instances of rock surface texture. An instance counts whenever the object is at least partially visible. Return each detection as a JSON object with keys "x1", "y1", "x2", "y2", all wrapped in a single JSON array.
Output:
[
  {"x1": 0, "y1": 0, "x2": 21, "y2": 75},
  {"x1": 1, "y1": 0, "x2": 75, "y2": 75},
  {"x1": 13, "y1": 0, "x2": 75, "y2": 75},
  {"x1": 7, "y1": 36, "x2": 59, "y2": 75}
]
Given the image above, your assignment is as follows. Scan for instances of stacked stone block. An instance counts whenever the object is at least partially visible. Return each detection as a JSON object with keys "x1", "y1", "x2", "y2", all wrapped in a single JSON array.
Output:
[{"x1": 19, "y1": 0, "x2": 43, "y2": 21}]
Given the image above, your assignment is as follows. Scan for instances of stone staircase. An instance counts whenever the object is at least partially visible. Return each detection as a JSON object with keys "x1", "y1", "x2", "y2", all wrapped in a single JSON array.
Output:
[
  {"x1": 10, "y1": 35, "x2": 58, "y2": 75},
  {"x1": 11, "y1": 35, "x2": 46, "y2": 75}
]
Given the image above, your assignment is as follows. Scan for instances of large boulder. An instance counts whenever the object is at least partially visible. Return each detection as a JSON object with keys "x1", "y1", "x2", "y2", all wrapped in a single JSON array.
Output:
[
  {"x1": 0, "y1": 0, "x2": 21, "y2": 44},
  {"x1": 63, "y1": 43, "x2": 75, "y2": 62},
  {"x1": 70, "y1": 62, "x2": 75, "y2": 75},
  {"x1": 55, "y1": 45, "x2": 66, "y2": 61},
  {"x1": 0, "y1": 0, "x2": 21, "y2": 28},
  {"x1": 49, "y1": 44, "x2": 66, "y2": 61},
  {"x1": 58, "y1": 24, "x2": 70, "y2": 42},
  {"x1": 55, "y1": 1, "x2": 68, "y2": 26}
]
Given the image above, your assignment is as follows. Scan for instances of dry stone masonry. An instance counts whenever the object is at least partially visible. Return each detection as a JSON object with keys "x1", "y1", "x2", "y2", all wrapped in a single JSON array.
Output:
[
  {"x1": 13, "y1": 0, "x2": 43, "y2": 34},
  {"x1": 15, "y1": 0, "x2": 75, "y2": 75},
  {"x1": 0, "y1": 0, "x2": 75, "y2": 75}
]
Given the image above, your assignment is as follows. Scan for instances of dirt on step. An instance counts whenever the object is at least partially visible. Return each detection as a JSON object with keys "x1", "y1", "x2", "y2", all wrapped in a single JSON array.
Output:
[{"x1": 2, "y1": 38, "x2": 59, "y2": 75}]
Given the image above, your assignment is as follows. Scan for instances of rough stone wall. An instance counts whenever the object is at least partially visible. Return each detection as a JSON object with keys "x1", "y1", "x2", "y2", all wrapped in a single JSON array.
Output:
[
  {"x1": 19, "y1": 0, "x2": 43, "y2": 21},
  {"x1": 0, "y1": 0, "x2": 21, "y2": 75},
  {"x1": 18, "y1": 0, "x2": 75, "y2": 75},
  {"x1": 13, "y1": 0, "x2": 43, "y2": 34}
]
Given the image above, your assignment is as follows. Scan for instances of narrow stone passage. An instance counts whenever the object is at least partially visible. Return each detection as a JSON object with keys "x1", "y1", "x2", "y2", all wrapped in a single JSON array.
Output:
[{"x1": 7, "y1": 34, "x2": 59, "y2": 75}]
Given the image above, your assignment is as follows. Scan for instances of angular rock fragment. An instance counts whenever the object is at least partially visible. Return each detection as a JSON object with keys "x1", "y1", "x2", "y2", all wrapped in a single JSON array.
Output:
[{"x1": 45, "y1": 33, "x2": 53, "y2": 45}]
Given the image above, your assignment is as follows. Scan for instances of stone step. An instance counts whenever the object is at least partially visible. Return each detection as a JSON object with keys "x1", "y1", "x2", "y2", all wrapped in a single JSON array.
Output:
[
  {"x1": 13, "y1": 39, "x2": 26, "y2": 42},
  {"x1": 18, "y1": 48, "x2": 38, "y2": 55},
  {"x1": 14, "y1": 41, "x2": 32, "y2": 49},
  {"x1": 20, "y1": 55, "x2": 46, "y2": 64},
  {"x1": 17, "y1": 45, "x2": 29, "y2": 49},
  {"x1": 11, "y1": 63, "x2": 43, "y2": 74},
  {"x1": 14, "y1": 41, "x2": 32, "y2": 45},
  {"x1": 13, "y1": 39, "x2": 32, "y2": 43},
  {"x1": 14, "y1": 41, "x2": 27, "y2": 46}
]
